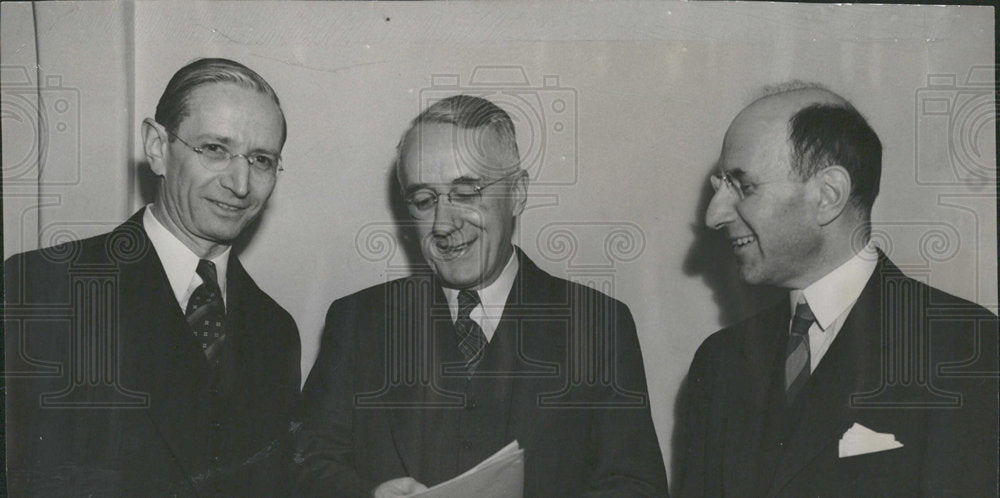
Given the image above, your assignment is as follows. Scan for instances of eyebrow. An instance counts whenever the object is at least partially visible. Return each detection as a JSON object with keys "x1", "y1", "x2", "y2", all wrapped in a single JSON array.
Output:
[
  {"x1": 404, "y1": 175, "x2": 482, "y2": 195},
  {"x1": 193, "y1": 133, "x2": 280, "y2": 155}
]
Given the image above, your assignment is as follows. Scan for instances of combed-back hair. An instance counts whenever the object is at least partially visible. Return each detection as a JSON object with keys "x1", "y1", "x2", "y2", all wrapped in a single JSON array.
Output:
[
  {"x1": 397, "y1": 95, "x2": 520, "y2": 178},
  {"x1": 155, "y1": 57, "x2": 286, "y2": 145}
]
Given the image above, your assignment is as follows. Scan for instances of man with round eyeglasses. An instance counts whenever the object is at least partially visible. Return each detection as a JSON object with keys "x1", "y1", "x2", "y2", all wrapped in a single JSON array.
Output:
[
  {"x1": 296, "y1": 95, "x2": 667, "y2": 497},
  {"x1": 4, "y1": 58, "x2": 301, "y2": 496}
]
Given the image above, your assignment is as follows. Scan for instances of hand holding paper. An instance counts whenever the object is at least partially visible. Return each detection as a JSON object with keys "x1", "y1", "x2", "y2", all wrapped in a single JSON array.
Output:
[
  {"x1": 374, "y1": 477, "x2": 429, "y2": 498},
  {"x1": 409, "y1": 441, "x2": 524, "y2": 498}
]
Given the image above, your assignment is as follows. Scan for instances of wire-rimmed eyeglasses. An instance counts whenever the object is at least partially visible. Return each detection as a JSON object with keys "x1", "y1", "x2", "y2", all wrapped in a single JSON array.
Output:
[
  {"x1": 166, "y1": 129, "x2": 283, "y2": 176},
  {"x1": 404, "y1": 170, "x2": 522, "y2": 219},
  {"x1": 710, "y1": 169, "x2": 792, "y2": 200}
]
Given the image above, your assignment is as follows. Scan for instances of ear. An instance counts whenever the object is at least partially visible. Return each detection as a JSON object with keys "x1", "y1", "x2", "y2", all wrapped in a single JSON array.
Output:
[
  {"x1": 813, "y1": 165, "x2": 852, "y2": 225},
  {"x1": 141, "y1": 118, "x2": 169, "y2": 177},
  {"x1": 510, "y1": 168, "x2": 529, "y2": 217}
]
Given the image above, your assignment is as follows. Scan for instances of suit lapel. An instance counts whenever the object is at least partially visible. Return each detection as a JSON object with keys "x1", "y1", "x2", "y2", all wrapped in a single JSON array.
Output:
[
  {"x1": 766, "y1": 258, "x2": 886, "y2": 496},
  {"x1": 504, "y1": 253, "x2": 568, "y2": 443},
  {"x1": 388, "y1": 277, "x2": 454, "y2": 478},
  {"x1": 115, "y1": 211, "x2": 212, "y2": 479},
  {"x1": 722, "y1": 301, "x2": 789, "y2": 496}
]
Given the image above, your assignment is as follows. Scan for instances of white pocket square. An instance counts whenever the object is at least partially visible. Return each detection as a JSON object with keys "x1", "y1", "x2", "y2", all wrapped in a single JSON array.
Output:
[{"x1": 838, "y1": 422, "x2": 903, "y2": 458}]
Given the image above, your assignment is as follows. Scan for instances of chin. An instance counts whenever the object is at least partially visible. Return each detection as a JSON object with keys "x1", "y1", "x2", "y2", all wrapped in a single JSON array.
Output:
[
  {"x1": 201, "y1": 225, "x2": 244, "y2": 244},
  {"x1": 738, "y1": 267, "x2": 764, "y2": 286},
  {"x1": 433, "y1": 267, "x2": 479, "y2": 289}
]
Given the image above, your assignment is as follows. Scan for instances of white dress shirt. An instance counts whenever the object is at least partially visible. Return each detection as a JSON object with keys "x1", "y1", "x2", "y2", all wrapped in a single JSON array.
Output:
[
  {"x1": 442, "y1": 251, "x2": 519, "y2": 342},
  {"x1": 143, "y1": 206, "x2": 229, "y2": 311},
  {"x1": 789, "y1": 242, "x2": 878, "y2": 372}
]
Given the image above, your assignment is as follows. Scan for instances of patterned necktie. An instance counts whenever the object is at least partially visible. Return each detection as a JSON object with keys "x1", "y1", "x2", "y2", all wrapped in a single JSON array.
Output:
[
  {"x1": 455, "y1": 289, "x2": 487, "y2": 363},
  {"x1": 186, "y1": 259, "x2": 226, "y2": 363},
  {"x1": 784, "y1": 301, "x2": 815, "y2": 405}
]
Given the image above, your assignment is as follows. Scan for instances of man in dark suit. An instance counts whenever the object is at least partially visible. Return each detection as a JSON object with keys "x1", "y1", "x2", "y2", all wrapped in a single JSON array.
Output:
[
  {"x1": 678, "y1": 83, "x2": 998, "y2": 496},
  {"x1": 4, "y1": 58, "x2": 301, "y2": 496},
  {"x1": 296, "y1": 95, "x2": 668, "y2": 497}
]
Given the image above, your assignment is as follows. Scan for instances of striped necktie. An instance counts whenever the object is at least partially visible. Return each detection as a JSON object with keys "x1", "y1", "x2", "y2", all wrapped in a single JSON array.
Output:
[
  {"x1": 785, "y1": 301, "x2": 815, "y2": 405},
  {"x1": 186, "y1": 259, "x2": 226, "y2": 363},
  {"x1": 455, "y1": 289, "x2": 487, "y2": 363}
]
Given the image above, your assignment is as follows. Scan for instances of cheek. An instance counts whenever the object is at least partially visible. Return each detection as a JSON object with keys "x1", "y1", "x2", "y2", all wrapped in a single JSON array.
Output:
[{"x1": 250, "y1": 177, "x2": 277, "y2": 202}]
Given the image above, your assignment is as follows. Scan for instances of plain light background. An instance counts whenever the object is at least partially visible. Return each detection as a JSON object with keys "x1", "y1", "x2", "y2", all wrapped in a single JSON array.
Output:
[{"x1": 3, "y1": 1, "x2": 996, "y2": 481}]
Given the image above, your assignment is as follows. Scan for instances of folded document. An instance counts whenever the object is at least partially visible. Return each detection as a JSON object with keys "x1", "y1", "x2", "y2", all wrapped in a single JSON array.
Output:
[{"x1": 410, "y1": 440, "x2": 524, "y2": 498}]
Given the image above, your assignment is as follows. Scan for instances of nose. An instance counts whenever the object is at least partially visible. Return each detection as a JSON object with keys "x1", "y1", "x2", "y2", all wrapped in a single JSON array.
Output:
[
  {"x1": 430, "y1": 196, "x2": 465, "y2": 237},
  {"x1": 704, "y1": 186, "x2": 737, "y2": 230},
  {"x1": 220, "y1": 157, "x2": 252, "y2": 198}
]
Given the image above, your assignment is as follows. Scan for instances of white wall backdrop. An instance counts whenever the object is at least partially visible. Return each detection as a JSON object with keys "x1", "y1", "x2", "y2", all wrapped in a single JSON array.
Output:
[{"x1": 3, "y1": 0, "x2": 996, "y2": 481}]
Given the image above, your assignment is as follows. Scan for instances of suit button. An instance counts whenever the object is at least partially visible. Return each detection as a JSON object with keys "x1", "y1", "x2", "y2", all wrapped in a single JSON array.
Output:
[
  {"x1": 212, "y1": 454, "x2": 221, "y2": 464},
  {"x1": 777, "y1": 440, "x2": 786, "y2": 449},
  {"x1": 462, "y1": 440, "x2": 473, "y2": 449},
  {"x1": 467, "y1": 399, "x2": 478, "y2": 410},
  {"x1": 212, "y1": 421, "x2": 221, "y2": 430}
]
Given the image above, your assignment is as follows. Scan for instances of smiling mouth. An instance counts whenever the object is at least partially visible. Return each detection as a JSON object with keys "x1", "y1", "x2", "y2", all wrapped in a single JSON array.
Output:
[
  {"x1": 730, "y1": 235, "x2": 757, "y2": 249},
  {"x1": 210, "y1": 200, "x2": 246, "y2": 212},
  {"x1": 430, "y1": 236, "x2": 475, "y2": 260}
]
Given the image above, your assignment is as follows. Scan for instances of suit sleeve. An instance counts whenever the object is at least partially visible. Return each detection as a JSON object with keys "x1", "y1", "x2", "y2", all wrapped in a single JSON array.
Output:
[
  {"x1": 582, "y1": 301, "x2": 670, "y2": 497},
  {"x1": 295, "y1": 298, "x2": 379, "y2": 497},
  {"x1": 4, "y1": 250, "x2": 123, "y2": 495},
  {"x1": 674, "y1": 334, "x2": 722, "y2": 498}
]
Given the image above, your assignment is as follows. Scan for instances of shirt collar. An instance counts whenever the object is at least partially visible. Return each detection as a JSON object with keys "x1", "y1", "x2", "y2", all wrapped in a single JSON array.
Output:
[
  {"x1": 790, "y1": 242, "x2": 877, "y2": 331},
  {"x1": 442, "y1": 249, "x2": 519, "y2": 322},
  {"x1": 143, "y1": 205, "x2": 230, "y2": 304}
]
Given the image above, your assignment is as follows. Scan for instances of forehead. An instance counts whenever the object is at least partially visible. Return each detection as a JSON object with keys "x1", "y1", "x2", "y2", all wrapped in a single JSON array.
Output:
[
  {"x1": 719, "y1": 104, "x2": 792, "y2": 179},
  {"x1": 400, "y1": 123, "x2": 510, "y2": 186},
  {"x1": 177, "y1": 83, "x2": 284, "y2": 148}
]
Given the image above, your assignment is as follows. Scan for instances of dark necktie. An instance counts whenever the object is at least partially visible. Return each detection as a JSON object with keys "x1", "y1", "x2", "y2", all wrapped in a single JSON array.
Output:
[
  {"x1": 784, "y1": 301, "x2": 815, "y2": 405},
  {"x1": 455, "y1": 290, "x2": 487, "y2": 363},
  {"x1": 186, "y1": 259, "x2": 227, "y2": 363}
]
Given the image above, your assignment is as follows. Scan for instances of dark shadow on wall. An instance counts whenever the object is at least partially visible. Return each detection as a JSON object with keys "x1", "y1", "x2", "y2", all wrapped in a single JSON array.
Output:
[
  {"x1": 682, "y1": 167, "x2": 784, "y2": 326},
  {"x1": 384, "y1": 161, "x2": 430, "y2": 272},
  {"x1": 670, "y1": 166, "x2": 783, "y2": 494}
]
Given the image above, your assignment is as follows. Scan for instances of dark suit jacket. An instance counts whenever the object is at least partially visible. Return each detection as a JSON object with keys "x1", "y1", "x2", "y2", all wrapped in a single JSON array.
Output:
[
  {"x1": 296, "y1": 249, "x2": 668, "y2": 497},
  {"x1": 4, "y1": 209, "x2": 301, "y2": 497},
  {"x1": 677, "y1": 253, "x2": 998, "y2": 497}
]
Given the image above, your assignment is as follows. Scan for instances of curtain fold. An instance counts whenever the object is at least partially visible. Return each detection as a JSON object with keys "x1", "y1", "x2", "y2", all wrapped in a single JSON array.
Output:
[{"x1": 1, "y1": 1, "x2": 135, "y2": 257}]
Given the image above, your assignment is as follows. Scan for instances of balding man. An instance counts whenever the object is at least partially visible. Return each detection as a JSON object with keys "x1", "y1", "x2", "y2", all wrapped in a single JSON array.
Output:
[{"x1": 678, "y1": 83, "x2": 998, "y2": 497}]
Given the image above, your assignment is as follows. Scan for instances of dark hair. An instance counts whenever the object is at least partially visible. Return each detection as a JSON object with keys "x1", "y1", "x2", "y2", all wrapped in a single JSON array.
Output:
[
  {"x1": 788, "y1": 103, "x2": 882, "y2": 212},
  {"x1": 397, "y1": 95, "x2": 520, "y2": 179},
  {"x1": 154, "y1": 58, "x2": 286, "y2": 145}
]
